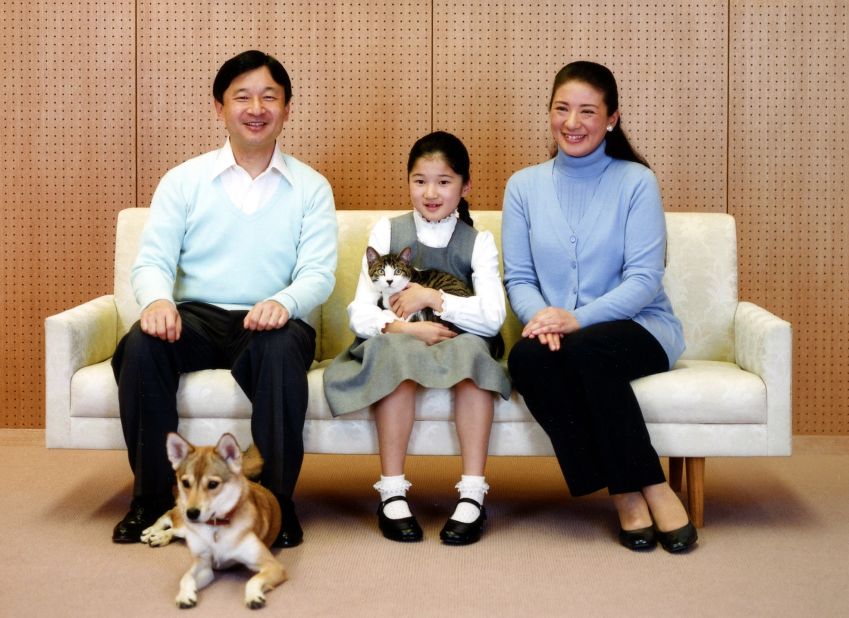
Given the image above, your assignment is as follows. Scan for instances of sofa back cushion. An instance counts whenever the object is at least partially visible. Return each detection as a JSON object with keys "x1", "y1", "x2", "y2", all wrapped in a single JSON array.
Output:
[
  {"x1": 113, "y1": 208, "x2": 738, "y2": 364},
  {"x1": 663, "y1": 212, "x2": 737, "y2": 362},
  {"x1": 114, "y1": 208, "x2": 149, "y2": 339}
]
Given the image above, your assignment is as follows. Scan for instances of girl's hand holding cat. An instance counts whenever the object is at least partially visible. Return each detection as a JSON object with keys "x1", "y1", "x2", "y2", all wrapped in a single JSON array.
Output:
[
  {"x1": 389, "y1": 283, "x2": 443, "y2": 319},
  {"x1": 384, "y1": 319, "x2": 457, "y2": 345}
]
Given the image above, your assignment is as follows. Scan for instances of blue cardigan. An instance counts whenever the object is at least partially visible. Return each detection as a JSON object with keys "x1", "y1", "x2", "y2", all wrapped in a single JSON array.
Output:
[{"x1": 501, "y1": 144, "x2": 685, "y2": 368}]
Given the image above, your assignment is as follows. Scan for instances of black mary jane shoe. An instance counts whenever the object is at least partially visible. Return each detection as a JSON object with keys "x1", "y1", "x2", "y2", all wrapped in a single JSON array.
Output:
[
  {"x1": 618, "y1": 525, "x2": 657, "y2": 551},
  {"x1": 439, "y1": 498, "x2": 487, "y2": 546},
  {"x1": 656, "y1": 521, "x2": 698, "y2": 553},
  {"x1": 377, "y1": 496, "x2": 423, "y2": 542}
]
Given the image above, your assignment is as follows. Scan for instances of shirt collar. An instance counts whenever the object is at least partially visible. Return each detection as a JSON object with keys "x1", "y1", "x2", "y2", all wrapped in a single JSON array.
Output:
[
  {"x1": 212, "y1": 139, "x2": 294, "y2": 186},
  {"x1": 412, "y1": 208, "x2": 458, "y2": 233}
]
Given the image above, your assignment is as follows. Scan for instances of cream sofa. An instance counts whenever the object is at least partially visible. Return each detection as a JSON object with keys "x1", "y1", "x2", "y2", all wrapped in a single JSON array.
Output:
[{"x1": 45, "y1": 209, "x2": 792, "y2": 526}]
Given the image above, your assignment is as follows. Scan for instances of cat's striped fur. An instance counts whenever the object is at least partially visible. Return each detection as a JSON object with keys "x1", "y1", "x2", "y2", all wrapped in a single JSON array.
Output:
[{"x1": 365, "y1": 246, "x2": 471, "y2": 323}]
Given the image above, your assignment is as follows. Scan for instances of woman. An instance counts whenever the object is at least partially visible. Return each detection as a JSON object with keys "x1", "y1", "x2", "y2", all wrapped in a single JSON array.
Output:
[{"x1": 502, "y1": 61, "x2": 697, "y2": 552}]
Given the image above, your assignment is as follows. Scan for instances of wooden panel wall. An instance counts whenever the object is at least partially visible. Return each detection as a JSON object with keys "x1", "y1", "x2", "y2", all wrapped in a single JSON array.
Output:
[
  {"x1": 433, "y1": 0, "x2": 728, "y2": 213},
  {"x1": 729, "y1": 1, "x2": 849, "y2": 433},
  {"x1": 1, "y1": 2, "x2": 847, "y2": 434},
  {"x1": 136, "y1": 0, "x2": 431, "y2": 210},
  {"x1": 1, "y1": 0, "x2": 135, "y2": 427}
]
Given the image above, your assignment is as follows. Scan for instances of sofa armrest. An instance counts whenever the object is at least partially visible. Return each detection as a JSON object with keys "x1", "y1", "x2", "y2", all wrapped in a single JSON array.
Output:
[
  {"x1": 734, "y1": 301, "x2": 793, "y2": 455},
  {"x1": 45, "y1": 295, "x2": 119, "y2": 447}
]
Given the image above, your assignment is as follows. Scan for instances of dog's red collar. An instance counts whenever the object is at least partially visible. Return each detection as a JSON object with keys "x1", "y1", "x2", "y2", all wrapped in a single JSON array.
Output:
[{"x1": 206, "y1": 517, "x2": 231, "y2": 526}]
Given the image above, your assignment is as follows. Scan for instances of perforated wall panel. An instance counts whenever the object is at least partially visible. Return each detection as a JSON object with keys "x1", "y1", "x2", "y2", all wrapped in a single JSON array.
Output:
[
  {"x1": 3, "y1": 2, "x2": 848, "y2": 435},
  {"x1": 1, "y1": 1, "x2": 135, "y2": 427},
  {"x1": 433, "y1": 1, "x2": 728, "y2": 213},
  {"x1": 730, "y1": 2, "x2": 849, "y2": 434},
  {"x1": 137, "y1": 0, "x2": 431, "y2": 210}
]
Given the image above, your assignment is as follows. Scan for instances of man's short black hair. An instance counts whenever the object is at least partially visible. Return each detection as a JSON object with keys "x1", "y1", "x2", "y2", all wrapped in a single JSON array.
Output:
[{"x1": 213, "y1": 50, "x2": 292, "y2": 104}]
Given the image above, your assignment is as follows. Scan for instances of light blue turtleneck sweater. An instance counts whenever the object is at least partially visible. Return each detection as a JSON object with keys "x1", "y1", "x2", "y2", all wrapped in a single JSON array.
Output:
[{"x1": 501, "y1": 143, "x2": 685, "y2": 367}]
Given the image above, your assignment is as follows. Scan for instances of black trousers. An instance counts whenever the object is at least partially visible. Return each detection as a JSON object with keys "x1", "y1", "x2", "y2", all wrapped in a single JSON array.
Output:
[
  {"x1": 111, "y1": 301, "x2": 316, "y2": 501},
  {"x1": 508, "y1": 320, "x2": 669, "y2": 496}
]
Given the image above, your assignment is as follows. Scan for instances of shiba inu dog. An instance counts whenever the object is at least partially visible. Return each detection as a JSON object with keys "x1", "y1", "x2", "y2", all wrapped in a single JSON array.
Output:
[{"x1": 142, "y1": 432, "x2": 286, "y2": 609}]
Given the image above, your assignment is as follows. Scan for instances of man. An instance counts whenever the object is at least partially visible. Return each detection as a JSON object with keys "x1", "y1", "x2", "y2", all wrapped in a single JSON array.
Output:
[{"x1": 111, "y1": 50, "x2": 337, "y2": 548}]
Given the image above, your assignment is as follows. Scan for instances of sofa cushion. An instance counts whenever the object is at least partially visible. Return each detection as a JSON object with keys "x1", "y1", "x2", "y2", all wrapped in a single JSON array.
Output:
[{"x1": 70, "y1": 357, "x2": 766, "y2": 426}]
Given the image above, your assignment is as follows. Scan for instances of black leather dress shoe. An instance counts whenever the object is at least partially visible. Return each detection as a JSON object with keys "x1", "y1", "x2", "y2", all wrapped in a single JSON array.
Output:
[
  {"x1": 272, "y1": 524, "x2": 303, "y2": 548},
  {"x1": 273, "y1": 497, "x2": 303, "y2": 548},
  {"x1": 112, "y1": 497, "x2": 172, "y2": 544},
  {"x1": 439, "y1": 498, "x2": 487, "y2": 546},
  {"x1": 618, "y1": 525, "x2": 657, "y2": 551},
  {"x1": 656, "y1": 521, "x2": 698, "y2": 553},
  {"x1": 377, "y1": 496, "x2": 423, "y2": 542}
]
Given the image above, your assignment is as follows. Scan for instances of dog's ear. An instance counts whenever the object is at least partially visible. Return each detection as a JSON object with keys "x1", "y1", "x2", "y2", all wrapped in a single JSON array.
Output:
[
  {"x1": 166, "y1": 432, "x2": 193, "y2": 469},
  {"x1": 216, "y1": 433, "x2": 243, "y2": 474}
]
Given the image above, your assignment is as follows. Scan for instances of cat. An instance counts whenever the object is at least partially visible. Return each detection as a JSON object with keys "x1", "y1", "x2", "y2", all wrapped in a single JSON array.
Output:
[{"x1": 365, "y1": 245, "x2": 472, "y2": 323}]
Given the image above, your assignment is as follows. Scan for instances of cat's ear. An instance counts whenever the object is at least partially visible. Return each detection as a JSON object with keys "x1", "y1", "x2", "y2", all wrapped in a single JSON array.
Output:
[
  {"x1": 399, "y1": 247, "x2": 413, "y2": 265},
  {"x1": 365, "y1": 246, "x2": 380, "y2": 266}
]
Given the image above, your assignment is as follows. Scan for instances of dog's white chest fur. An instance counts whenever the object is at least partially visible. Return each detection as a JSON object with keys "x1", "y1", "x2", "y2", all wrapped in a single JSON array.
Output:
[{"x1": 185, "y1": 522, "x2": 258, "y2": 569}]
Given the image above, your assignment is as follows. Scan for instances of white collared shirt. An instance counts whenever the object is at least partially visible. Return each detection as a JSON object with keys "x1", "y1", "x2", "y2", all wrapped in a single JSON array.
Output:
[
  {"x1": 212, "y1": 139, "x2": 292, "y2": 215},
  {"x1": 347, "y1": 212, "x2": 506, "y2": 339}
]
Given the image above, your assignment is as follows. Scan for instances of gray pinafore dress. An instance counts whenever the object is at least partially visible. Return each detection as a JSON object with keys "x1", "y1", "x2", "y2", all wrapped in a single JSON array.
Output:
[{"x1": 322, "y1": 213, "x2": 511, "y2": 417}]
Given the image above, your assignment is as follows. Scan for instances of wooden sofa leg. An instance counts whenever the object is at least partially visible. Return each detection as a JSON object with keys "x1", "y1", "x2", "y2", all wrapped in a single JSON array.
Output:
[
  {"x1": 668, "y1": 457, "x2": 684, "y2": 492},
  {"x1": 685, "y1": 457, "x2": 705, "y2": 528}
]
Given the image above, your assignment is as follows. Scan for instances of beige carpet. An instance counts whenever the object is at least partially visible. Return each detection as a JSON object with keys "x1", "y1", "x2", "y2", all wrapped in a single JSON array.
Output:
[{"x1": 1, "y1": 436, "x2": 847, "y2": 617}]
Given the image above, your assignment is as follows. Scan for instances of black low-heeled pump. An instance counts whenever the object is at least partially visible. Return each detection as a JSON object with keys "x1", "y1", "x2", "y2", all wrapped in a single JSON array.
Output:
[
  {"x1": 618, "y1": 525, "x2": 657, "y2": 551},
  {"x1": 377, "y1": 495, "x2": 423, "y2": 542},
  {"x1": 656, "y1": 521, "x2": 698, "y2": 553},
  {"x1": 439, "y1": 497, "x2": 487, "y2": 545}
]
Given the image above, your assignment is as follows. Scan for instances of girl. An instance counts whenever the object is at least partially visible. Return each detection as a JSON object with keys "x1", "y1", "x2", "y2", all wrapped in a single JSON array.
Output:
[
  {"x1": 323, "y1": 131, "x2": 510, "y2": 545},
  {"x1": 502, "y1": 61, "x2": 697, "y2": 553}
]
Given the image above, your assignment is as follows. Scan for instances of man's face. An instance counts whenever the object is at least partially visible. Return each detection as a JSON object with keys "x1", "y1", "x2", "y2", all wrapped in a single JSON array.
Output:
[{"x1": 214, "y1": 66, "x2": 290, "y2": 157}]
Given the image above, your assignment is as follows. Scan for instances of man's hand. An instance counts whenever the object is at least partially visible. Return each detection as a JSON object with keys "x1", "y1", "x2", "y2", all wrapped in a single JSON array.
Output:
[
  {"x1": 140, "y1": 299, "x2": 182, "y2": 342},
  {"x1": 244, "y1": 300, "x2": 290, "y2": 331}
]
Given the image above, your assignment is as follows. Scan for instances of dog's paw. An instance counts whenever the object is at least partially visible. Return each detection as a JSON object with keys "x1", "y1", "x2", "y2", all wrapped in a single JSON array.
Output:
[
  {"x1": 143, "y1": 528, "x2": 174, "y2": 547},
  {"x1": 245, "y1": 593, "x2": 267, "y2": 610},
  {"x1": 175, "y1": 592, "x2": 197, "y2": 609}
]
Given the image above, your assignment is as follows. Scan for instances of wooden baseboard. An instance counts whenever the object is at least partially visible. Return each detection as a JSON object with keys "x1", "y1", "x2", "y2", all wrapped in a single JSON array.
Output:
[
  {"x1": 793, "y1": 435, "x2": 849, "y2": 454},
  {"x1": 0, "y1": 428, "x2": 45, "y2": 447},
  {"x1": 2, "y1": 430, "x2": 848, "y2": 453}
]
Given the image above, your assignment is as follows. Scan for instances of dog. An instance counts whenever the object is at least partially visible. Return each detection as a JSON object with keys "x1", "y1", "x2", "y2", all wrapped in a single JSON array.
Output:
[{"x1": 141, "y1": 432, "x2": 287, "y2": 609}]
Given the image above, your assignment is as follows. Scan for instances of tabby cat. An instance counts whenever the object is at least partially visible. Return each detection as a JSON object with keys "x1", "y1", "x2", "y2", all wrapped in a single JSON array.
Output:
[{"x1": 365, "y1": 245, "x2": 472, "y2": 323}]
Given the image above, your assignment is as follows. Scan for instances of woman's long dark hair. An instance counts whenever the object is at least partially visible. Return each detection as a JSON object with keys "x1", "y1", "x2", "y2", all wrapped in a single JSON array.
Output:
[
  {"x1": 407, "y1": 131, "x2": 474, "y2": 226},
  {"x1": 549, "y1": 61, "x2": 649, "y2": 168}
]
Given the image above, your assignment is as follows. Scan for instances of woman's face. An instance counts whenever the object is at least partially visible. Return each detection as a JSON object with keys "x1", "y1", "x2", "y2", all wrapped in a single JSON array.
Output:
[{"x1": 549, "y1": 80, "x2": 619, "y2": 158}]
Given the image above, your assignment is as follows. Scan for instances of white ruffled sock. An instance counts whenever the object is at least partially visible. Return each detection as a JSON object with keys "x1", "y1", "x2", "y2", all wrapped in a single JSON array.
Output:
[
  {"x1": 374, "y1": 475, "x2": 412, "y2": 519},
  {"x1": 450, "y1": 475, "x2": 489, "y2": 523}
]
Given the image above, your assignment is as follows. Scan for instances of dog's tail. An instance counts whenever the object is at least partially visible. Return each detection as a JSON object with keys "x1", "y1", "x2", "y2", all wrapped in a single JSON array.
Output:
[{"x1": 242, "y1": 444, "x2": 264, "y2": 480}]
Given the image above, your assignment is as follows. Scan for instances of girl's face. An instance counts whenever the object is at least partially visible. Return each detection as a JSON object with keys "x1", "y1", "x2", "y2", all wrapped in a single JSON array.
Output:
[
  {"x1": 549, "y1": 79, "x2": 619, "y2": 158},
  {"x1": 408, "y1": 155, "x2": 470, "y2": 222}
]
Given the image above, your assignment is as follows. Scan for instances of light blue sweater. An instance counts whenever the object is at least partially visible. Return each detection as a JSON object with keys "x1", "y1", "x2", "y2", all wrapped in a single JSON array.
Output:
[
  {"x1": 132, "y1": 148, "x2": 338, "y2": 325},
  {"x1": 502, "y1": 143, "x2": 685, "y2": 367}
]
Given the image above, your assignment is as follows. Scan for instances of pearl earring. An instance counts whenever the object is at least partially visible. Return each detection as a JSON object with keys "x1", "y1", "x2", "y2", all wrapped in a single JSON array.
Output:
[{"x1": 606, "y1": 125, "x2": 614, "y2": 132}]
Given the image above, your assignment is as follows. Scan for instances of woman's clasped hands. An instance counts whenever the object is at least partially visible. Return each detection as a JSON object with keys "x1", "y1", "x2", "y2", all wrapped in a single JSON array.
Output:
[{"x1": 522, "y1": 306, "x2": 580, "y2": 351}]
